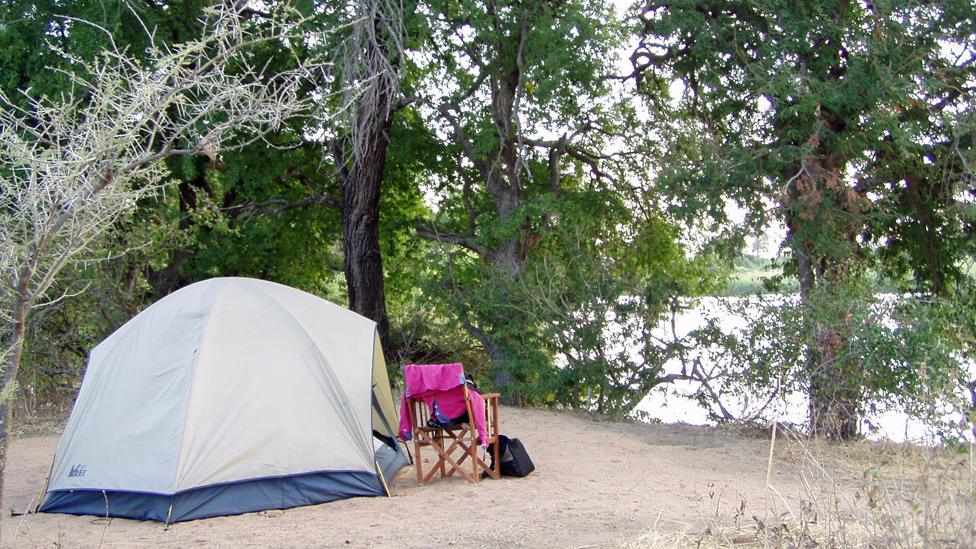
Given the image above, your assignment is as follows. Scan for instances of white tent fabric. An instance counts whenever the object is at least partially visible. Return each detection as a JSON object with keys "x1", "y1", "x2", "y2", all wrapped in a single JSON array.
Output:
[{"x1": 39, "y1": 277, "x2": 404, "y2": 522}]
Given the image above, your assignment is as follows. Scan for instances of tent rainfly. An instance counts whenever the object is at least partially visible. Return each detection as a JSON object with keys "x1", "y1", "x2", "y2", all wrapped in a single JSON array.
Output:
[{"x1": 36, "y1": 277, "x2": 407, "y2": 523}]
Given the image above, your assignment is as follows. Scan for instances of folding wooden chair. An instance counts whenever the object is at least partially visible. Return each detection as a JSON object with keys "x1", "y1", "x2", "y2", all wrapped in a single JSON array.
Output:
[{"x1": 404, "y1": 367, "x2": 500, "y2": 486}]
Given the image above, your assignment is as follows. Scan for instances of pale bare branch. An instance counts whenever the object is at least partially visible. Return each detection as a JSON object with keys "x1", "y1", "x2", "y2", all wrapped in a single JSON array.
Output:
[{"x1": 0, "y1": 2, "x2": 356, "y2": 500}]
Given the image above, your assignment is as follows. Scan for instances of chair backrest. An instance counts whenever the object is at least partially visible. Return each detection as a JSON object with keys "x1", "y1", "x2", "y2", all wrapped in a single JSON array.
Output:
[
  {"x1": 403, "y1": 362, "x2": 466, "y2": 399},
  {"x1": 404, "y1": 363, "x2": 472, "y2": 428}
]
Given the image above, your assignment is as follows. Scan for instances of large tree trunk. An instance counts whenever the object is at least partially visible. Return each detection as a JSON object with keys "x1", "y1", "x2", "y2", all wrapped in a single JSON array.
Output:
[
  {"x1": 335, "y1": 110, "x2": 394, "y2": 356},
  {"x1": 419, "y1": 4, "x2": 549, "y2": 399},
  {"x1": 785, "y1": 132, "x2": 864, "y2": 440},
  {"x1": 797, "y1": 251, "x2": 861, "y2": 439},
  {"x1": 807, "y1": 341, "x2": 861, "y2": 440},
  {"x1": 332, "y1": 0, "x2": 403, "y2": 359}
]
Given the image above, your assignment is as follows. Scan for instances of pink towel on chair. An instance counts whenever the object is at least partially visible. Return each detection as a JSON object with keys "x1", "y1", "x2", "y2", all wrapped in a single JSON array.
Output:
[
  {"x1": 404, "y1": 362, "x2": 465, "y2": 396},
  {"x1": 398, "y1": 363, "x2": 488, "y2": 447}
]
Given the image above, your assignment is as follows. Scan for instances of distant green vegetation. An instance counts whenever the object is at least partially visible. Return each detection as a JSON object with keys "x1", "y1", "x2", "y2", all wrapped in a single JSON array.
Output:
[
  {"x1": 719, "y1": 254, "x2": 797, "y2": 296},
  {"x1": 722, "y1": 255, "x2": 976, "y2": 297}
]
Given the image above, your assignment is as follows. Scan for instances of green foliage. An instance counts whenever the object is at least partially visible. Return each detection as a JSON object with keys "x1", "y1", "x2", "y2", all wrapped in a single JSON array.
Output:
[
  {"x1": 0, "y1": 379, "x2": 18, "y2": 408},
  {"x1": 421, "y1": 178, "x2": 718, "y2": 414},
  {"x1": 634, "y1": 0, "x2": 975, "y2": 291},
  {"x1": 410, "y1": 0, "x2": 694, "y2": 413},
  {"x1": 633, "y1": 0, "x2": 975, "y2": 435},
  {"x1": 523, "y1": 199, "x2": 718, "y2": 416},
  {"x1": 9, "y1": 0, "x2": 971, "y2": 438},
  {"x1": 176, "y1": 146, "x2": 346, "y2": 297}
]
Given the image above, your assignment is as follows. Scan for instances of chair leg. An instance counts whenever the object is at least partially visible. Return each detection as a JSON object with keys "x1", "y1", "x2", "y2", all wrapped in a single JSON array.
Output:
[
  {"x1": 450, "y1": 425, "x2": 479, "y2": 484},
  {"x1": 432, "y1": 435, "x2": 476, "y2": 483},
  {"x1": 444, "y1": 432, "x2": 464, "y2": 478},
  {"x1": 491, "y1": 436, "x2": 501, "y2": 479},
  {"x1": 414, "y1": 427, "x2": 488, "y2": 485},
  {"x1": 435, "y1": 435, "x2": 447, "y2": 479},
  {"x1": 413, "y1": 437, "x2": 424, "y2": 486},
  {"x1": 471, "y1": 435, "x2": 479, "y2": 483},
  {"x1": 443, "y1": 428, "x2": 480, "y2": 483}
]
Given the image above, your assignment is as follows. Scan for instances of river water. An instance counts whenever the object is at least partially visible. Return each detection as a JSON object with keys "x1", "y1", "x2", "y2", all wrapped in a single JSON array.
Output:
[{"x1": 632, "y1": 295, "x2": 973, "y2": 444}]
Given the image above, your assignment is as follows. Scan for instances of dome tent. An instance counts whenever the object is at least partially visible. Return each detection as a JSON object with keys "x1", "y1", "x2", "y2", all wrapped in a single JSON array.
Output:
[{"x1": 37, "y1": 277, "x2": 406, "y2": 523}]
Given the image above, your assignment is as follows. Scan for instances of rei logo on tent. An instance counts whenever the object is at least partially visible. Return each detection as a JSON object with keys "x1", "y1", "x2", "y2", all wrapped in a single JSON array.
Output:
[{"x1": 68, "y1": 465, "x2": 87, "y2": 478}]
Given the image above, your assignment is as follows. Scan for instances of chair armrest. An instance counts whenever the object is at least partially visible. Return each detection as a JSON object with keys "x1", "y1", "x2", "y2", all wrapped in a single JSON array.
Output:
[{"x1": 477, "y1": 393, "x2": 501, "y2": 441}]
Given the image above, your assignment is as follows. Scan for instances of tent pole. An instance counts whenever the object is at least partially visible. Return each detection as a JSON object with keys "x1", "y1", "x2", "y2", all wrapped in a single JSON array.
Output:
[
  {"x1": 29, "y1": 455, "x2": 56, "y2": 513},
  {"x1": 375, "y1": 460, "x2": 392, "y2": 497}
]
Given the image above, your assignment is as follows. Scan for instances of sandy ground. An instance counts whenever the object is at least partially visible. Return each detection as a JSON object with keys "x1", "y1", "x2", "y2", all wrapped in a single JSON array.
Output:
[{"x1": 1, "y1": 407, "x2": 862, "y2": 548}]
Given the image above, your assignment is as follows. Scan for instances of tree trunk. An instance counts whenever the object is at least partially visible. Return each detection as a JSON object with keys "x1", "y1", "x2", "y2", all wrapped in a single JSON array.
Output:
[
  {"x1": 336, "y1": 110, "x2": 394, "y2": 357},
  {"x1": 332, "y1": 0, "x2": 403, "y2": 360},
  {"x1": 808, "y1": 344, "x2": 861, "y2": 439},
  {"x1": 146, "y1": 159, "x2": 207, "y2": 294},
  {"x1": 801, "y1": 263, "x2": 861, "y2": 439},
  {"x1": 460, "y1": 315, "x2": 519, "y2": 405},
  {"x1": 785, "y1": 142, "x2": 863, "y2": 440},
  {"x1": 0, "y1": 287, "x2": 30, "y2": 511},
  {"x1": 419, "y1": 5, "x2": 540, "y2": 398},
  {"x1": 791, "y1": 247, "x2": 861, "y2": 439}
]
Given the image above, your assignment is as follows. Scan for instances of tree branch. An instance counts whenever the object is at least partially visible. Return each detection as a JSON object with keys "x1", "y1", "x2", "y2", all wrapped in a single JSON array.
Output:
[{"x1": 413, "y1": 223, "x2": 488, "y2": 257}]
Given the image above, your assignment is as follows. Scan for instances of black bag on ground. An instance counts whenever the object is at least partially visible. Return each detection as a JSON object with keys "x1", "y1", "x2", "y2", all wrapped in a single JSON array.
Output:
[{"x1": 487, "y1": 434, "x2": 535, "y2": 478}]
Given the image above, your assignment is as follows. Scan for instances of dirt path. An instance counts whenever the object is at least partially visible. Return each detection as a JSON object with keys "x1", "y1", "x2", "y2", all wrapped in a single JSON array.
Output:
[{"x1": 1, "y1": 407, "x2": 854, "y2": 548}]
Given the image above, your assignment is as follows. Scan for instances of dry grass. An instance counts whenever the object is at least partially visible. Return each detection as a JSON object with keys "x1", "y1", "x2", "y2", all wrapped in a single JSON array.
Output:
[
  {"x1": 10, "y1": 396, "x2": 70, "y2": 437},
  {"x1": 622, "y1": 428, "x2": 976, "y2": 548}
]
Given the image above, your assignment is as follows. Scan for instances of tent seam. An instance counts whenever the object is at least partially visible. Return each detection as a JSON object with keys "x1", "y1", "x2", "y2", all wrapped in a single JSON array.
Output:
[
  {"x1": 254, "y1": 284, "x2": 375, "y2": 468},
  {"x1": 170, "y1": 279, "x2": 226, "y2": 496}
]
